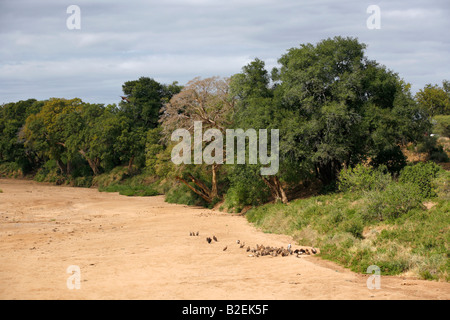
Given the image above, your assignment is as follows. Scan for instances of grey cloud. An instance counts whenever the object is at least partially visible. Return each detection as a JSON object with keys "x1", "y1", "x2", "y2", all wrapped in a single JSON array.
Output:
[{"x1": 1, "y1": 0, "x2": 449, "y2": 105}]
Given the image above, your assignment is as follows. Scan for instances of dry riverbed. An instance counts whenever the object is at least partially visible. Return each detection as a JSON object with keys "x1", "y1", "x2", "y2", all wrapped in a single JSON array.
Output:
[{"x1": 0, "y1": 179, "x2": 449, "y2": 300}]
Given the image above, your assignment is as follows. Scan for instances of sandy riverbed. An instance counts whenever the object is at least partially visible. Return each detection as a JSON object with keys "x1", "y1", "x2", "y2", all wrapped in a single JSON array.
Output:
[{"x1": 0, "y1": 178, "x2": 448, "y2": 300}]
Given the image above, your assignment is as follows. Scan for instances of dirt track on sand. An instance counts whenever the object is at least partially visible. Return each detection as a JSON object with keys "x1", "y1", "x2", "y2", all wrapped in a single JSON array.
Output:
[{"x1": 0, "y1": 179, "x2": 449, "y2": 300}]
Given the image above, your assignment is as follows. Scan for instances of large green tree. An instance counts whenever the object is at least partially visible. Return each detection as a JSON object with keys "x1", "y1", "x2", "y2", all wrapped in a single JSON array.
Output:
[
  {"x1": 21, "y1": 98, "x2": 84, "y2": 174},
  {"x1": 272, "y1": 36, "x2": 428, "y2": 183},
  {"x1": 119, "y1": 77, "x2": 182, "y2": 171},
  {"x1": 0, "y1": 99, "x2": 43, "y2": 172},
  {"x1": 415, "y1": 81, "x2": 450, "y2": 117}
]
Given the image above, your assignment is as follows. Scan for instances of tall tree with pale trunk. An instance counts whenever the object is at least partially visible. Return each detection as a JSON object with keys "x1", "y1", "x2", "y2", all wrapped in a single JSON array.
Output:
[{"x1": 160, "y1": 76, "x2": 235, "y2": 203}]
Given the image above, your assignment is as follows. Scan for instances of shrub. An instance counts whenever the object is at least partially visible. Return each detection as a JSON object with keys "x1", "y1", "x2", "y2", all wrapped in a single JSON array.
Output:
[
  {"x1": 370, "y1": 146, "x2": 407, "y2": 175},
  {"x1": 71, "y1": 176, "x2": 93, "y2": 188},
  {"x1": 338, "y1": 164, "x2": 392, "y2": 193},
  {"x1": 224, "y1": 165, "x2": 270, "y2": 212},
  {"x1": 433, "y1": 115, "x2": 450, "y2": 137},
  {"x1": 92, "y1": 166, "x2": 128, "y2": 188},
  {"x1": 429, "y1": 146, "x2": 449, "y2": 163},
  {"x1": 415, "y1": 135, "x2": 439, "y2": 154},
  {"x1": 415, "y1": 135, "x2": 449, "y2": 163},
  {"x1": 0, "y1": 162, "x2": 23, "y2": 178},
  {"x1": 399, "y1": 162, "x2": 442, "y2": 198},
  {"x1": 34, "y1": 160, "x2": 65, "y2": 183},
  {"x1": 99, "y1": 184, "x2": 158, "y2": 197},
  {"x1": 165, "y1": 184, "x2": 206, "y2": 206},
  {"x1": 365, "y1": 182, "x2": 425, "y2": 221},
  {"x1": 433, "y1": 170, "x2": 450, "y2": 200}
]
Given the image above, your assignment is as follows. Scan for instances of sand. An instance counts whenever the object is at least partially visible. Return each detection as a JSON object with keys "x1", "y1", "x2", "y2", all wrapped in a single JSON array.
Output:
[{"x1": 0, "y1": 178, "x2": 448, "y2": 300}]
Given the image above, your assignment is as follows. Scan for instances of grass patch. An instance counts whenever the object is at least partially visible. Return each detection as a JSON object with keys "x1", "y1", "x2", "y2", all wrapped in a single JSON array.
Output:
[
  {"x1": 99, "y1": 184, "x2": 159, "y2": 197},
  {"x1": 0, "y1": 162, "x2": 23, "y2": 178},
  {"x1": 94, "y1": 167, "x2": 161, "y2": 197},
  {"x1": 165, "y1": 183, "x2": 207, "y2": 206},
  {"x1": 246, "y1": 177, "x2": 450, "y2": 281}
]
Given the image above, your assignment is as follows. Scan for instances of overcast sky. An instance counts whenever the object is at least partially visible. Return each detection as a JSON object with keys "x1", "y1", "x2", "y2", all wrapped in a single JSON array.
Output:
[{"x1": 1, "y1": 0, "x2": 449, "y2": 106}]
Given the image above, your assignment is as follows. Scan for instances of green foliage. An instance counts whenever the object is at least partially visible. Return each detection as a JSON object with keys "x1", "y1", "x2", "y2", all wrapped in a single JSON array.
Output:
[
  {"x1": 369, "y1": 146, "x2": 407, "y2": 174},
  {"x1": 270, "y1": 36, "x2": 428, "y2": 185},
  {"x1": 433, "y1": 115, "x2": 450, "y2": 137},
  {"x1": 99, "y1": 184, "x2": 158, "y2": 197},
  {"x1": 71, "y1": 176, "x2": 93, "y2": 188},
  {"x1": 415, "y1": 135, "x2": 438, "y2": 154},
  {"x1": 246, "y1": 176, "x2": 449, "y2": 280},
  {"x1": 165, "y1": 184, "x2": 206, "y2": 206},
  {"x1": 224, "y1": 165, "x2": 270, "y2": 212},
  {"x1": 432, "y1": 170, "x2": 450, "y2": 200},
  {"x1": 145, "y1": 127, "x2": 166, "y2": 175},
  {"x1": 399, "y1": 162, "x2": 443, "y2": 198},
  {"x1": 0, "y1": 162, "x2": 23, "y2": 178},
  {"x1": 338, "y1": 164, "x2": 392, "y2": 193},
  {"x1": 34, "y1": 160, "x2": 63, "y2": 183},
  {"x1": 120, "y1": 77, "x2": 181, "y2": 128},
  {"x1": 416, "y1": 82, "x2": 450, "y2": 116},
  {"x1": 413, "y1": 134, "x2": 449, "y2": 163},
  {"x1": 92, "y1": 166, "x2": 129, "y2": 188},
  {"x1": 0, "y1": 99, "x2": 43, "y2": 172},
  {"x1": 364, "y1": 182, "x2": 425, "y2": 221},
  {"x1": 429, "y1": 146, "x2": 449, "y2": 163}
]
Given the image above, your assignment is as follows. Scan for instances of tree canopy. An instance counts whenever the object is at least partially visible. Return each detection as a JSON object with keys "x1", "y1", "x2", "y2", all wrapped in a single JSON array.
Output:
[{"x1": 0, "y1": 37, "x2": 442, "y2": 207}]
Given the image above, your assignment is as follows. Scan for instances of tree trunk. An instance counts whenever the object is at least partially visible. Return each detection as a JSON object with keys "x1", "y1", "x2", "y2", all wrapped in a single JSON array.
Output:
[
  {"x1": 176, "y1": 176, "x2": 213, "y2": 203},
  {"x1": 273, "y1": 176, "x2": 288, "y2": 204},
  {"x1": 56, "y1": 159, "x2": 66, "y2": 175},
  {"x1": 79, "y1": 149, "x2": 100, "y2": 176},
  {"x1": 66, "y1": 161, "x2": 72, "y2": 176},
  {"x1": 128, "y1": 155, "x2": 135, "y2": 173},
  {"x1": 211, "y1": 164, "x2": 218, "y2": 199},
  {"x1": 262, "y1": 176, "x2": 288, "y2": 204},
  {"x1": 316, "y1": 160, "x2": 341, "y2": 185}
]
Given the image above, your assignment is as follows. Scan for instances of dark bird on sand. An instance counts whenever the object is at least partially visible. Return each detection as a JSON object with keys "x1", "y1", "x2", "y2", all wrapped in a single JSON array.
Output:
[
  {"x1": 223, "y1": 246, "x2": 228, "y2": 251},
  {"x1": 213, "y1": 236, "x2": 218, "y2": 242},
  {"x1": 206, "y1": 237, "x2": 212, "y2": 244}
]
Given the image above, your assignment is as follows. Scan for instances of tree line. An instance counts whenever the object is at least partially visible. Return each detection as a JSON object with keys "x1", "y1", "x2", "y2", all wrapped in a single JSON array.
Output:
[{"x1": 1, "y1": 37, "x2": 449, "y2": 208}]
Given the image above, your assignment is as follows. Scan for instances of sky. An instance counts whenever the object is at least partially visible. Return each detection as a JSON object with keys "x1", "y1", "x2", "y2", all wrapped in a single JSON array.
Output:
[{"x1": 1, "y1": 0, "x2": 449, "y2": 106}]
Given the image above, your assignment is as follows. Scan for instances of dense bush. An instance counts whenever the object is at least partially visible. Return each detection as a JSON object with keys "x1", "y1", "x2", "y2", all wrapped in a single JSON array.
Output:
[
  {"x1": 433, "y1": 115, "x2": 450, "y2": 137},
  {"x1": 338, "y1": 164, "x2": 392, "y2": 193},
  {"x1": 414, "y1": 135, "x2": 449, "y2": 163},
  {"x1": 224, "y1": 165, "x2": 270, "y2": 212},
  {"x1": 34, "y1": 160, "x2": 63, "y2": 183},
  {"x1": 71, "y1": 176, "x2": 93, "y2": 188},
  {"x1": 369, "y1": 146, "x2": 407, "y2": 175},
  {"x1": 99, "y1": 184, "x2": 158, "y2": 197},
  {"x1": 433, "y1": 170, "x2": 450, "y2": 200},
  {"x1": 399, "y1": 162, "x2": 442, "y2": 198},
  {"x1": 0, "y1": 162, "x2": 23, "y2": 178},
  {"x1": 429, "y1": 145, "x2": 449, "y2": 163},
  {"x1": 165, "y1": 184, "x2": 207, "y2": 206},
  {"x1": 364, "y1": 182, "x2": 425, "y2": 221}
]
